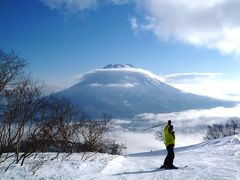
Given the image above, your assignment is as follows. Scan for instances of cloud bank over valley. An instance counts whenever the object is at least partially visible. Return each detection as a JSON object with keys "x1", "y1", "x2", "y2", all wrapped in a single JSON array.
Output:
[{"x1": 110, "y1": 104, "x2": 240, "y2": 153}]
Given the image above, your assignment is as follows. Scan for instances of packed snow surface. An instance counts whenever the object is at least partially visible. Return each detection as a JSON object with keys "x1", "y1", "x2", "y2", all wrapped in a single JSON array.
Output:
[{"x1": 1, "y1": 135, "x2": 239, "y2": 180}]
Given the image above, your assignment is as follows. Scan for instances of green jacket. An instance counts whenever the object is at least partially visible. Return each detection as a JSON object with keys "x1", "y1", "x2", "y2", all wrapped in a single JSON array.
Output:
[{"x1": 164, "y1": 124, "x2": 175, "y2": 147}]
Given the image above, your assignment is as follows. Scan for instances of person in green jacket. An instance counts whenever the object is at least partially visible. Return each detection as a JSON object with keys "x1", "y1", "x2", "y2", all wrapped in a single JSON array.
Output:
[{"x1": 161, "y1": 120, "x2": 177, "y2": 169}]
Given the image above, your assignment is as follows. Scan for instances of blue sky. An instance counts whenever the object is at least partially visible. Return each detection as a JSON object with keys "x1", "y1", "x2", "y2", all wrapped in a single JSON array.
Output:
[{"x1": 1, "y1": 0, "x2": 240, "y2": 99}]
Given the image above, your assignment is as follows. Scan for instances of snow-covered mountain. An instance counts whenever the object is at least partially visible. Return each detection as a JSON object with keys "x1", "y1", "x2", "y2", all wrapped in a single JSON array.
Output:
[
  {"x1": 2, "y1": 135, "x2": 240, "y2": 179},
  {"x1": 56, "y1": 64, "x2": 236, "y2": 117}
]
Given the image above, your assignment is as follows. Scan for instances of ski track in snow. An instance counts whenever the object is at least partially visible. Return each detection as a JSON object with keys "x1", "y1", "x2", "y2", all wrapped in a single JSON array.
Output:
[{"x1": 0, "y1": 135, "x2": 240, "y2": 180}]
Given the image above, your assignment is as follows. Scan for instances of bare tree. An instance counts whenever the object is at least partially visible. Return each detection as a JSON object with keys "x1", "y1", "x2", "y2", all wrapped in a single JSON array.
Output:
[
  {"x1": 0, "y1": 49, "x2": 26, "y2": 92},
  {"x1": 44, "y1": 97, "x2": 82, "y2": 160},
  {"x1": 0, "y1": 49, "x2": 49, "y2": 170},
  {"x1": 78, "y1": 114, "x2": 112, "y2": 153},
  {"x1": 0, "y1": 77, "x2": 47, "y2": 170},
  {"x1": 204, "y1": 117, "x2": 240, "y2": 140},
  {"x1": 155, "y1": 131, "x2": 164, "y2": 141},
  {"x1": 226, "y1": 117, "x2": 240, "y2": 135},
  {"x1": 0, "y1": 49, "x2": 26, "y2": 159},
  {"x1": 204, "y1": 124, "x2": 224, "y2": 140},
  {"x1": 0, "y1": 49, "x2": 121, "y2": 172},
  {"x1": 0, "y1": 49, "x2": 28, "y2": 167}
]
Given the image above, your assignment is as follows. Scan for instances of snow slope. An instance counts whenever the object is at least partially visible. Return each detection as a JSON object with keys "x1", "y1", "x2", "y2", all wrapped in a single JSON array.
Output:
[{"x1": 1, "y1": 135, "x2": 239, "y2": 180}]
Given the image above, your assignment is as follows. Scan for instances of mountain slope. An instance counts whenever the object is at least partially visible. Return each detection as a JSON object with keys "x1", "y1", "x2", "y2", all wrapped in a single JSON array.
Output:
[
  {"x1": 56, "y1": 64, "x2": 236, "y2": 117},
  {"x1": 1, "y1": 135, "x2": 240, "y2": 179}
]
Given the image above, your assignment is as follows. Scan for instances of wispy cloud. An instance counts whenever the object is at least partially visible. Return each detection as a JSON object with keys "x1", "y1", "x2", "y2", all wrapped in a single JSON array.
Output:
[
  {"x1": 157, "y1": 72, "x2": 240, "y2": 101},
  {"x1": 133, "y1": 0, "x2": 240, "y2": 56},
  {"x1": 41, "y1": 0, "x2": 129, "y2": 13},
  {"x1": 163, "y1": 73, "x2": 222, "y2": 83},
  {"x1": 90, "y1": 82, "x2": 138, "y2": 88},
  {"x1": 129, "y1": 17, "x2": 138, "y2": 32},
  {"x1": 171, "y1": 79, "x2": 240, "y2": 101},
  {"x1": 109, "y1": 0, "x2": 129, "y2": 5},
  {"x1": 41, "y1": 0, "x2": 97, "y2": 12}
]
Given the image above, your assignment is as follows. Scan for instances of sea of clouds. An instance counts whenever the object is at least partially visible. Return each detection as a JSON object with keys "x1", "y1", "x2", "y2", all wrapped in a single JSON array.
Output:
[{"x1": 109, "y1": 104, "x2": 240, "y2": 154}]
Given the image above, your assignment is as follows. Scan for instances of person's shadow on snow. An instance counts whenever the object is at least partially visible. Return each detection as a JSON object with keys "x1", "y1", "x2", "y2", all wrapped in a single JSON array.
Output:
[{"x1": 114, "y1": 168, "x2": 165, "y2": 176}]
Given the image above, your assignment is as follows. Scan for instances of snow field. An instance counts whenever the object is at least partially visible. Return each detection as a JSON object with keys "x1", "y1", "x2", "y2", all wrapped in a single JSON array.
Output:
[{"x1": 0, "y1": 135, "x2": 239, "y2": 180}]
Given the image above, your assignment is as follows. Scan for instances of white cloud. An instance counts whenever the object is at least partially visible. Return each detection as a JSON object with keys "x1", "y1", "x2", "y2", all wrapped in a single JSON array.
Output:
[
  {"x1": 41, "y1": 0, "x2": 97, "y2": 12},
  {"x1": 134, "y1": 0, "x2": 240, "y2": 56},
  {"x1": 41, "y1": 0, "x2": 129, "y2": 13},
  {"x1": 129, "y1": 17, "x2": 138, "y2": 31},
  {"x1": 109, "y1": 0, "x2": 129, "y2": 5},
  {"x1": 172, "y1": 80, "x2": 240, "y2": 101},
  {"x1": 42, "y1": 0, "x2": 240, "y2": 55},
  {"x1": 152, "y1": 72, "x2": 240, "y2": 101},
  {"x1": 136, "y1": 105, "x2": 240, "y2": 124},
  {"x1": 90, "y1": 82, "x2": 138, "y2": 88},
  {"x1": 72, "y1": 69, "x2": 240, "y2": 101},
  {"x1": 163, "y1": 72, "x2": 222, "y2": 82},
  {"x1": 110, "y1": 105, "x2": 240, "y2": 153}
]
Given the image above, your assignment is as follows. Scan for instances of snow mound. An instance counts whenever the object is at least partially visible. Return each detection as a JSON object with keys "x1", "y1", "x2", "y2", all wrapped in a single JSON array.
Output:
[{"x1": 101, "y1": 156, "x2": 127, "y2": 175}]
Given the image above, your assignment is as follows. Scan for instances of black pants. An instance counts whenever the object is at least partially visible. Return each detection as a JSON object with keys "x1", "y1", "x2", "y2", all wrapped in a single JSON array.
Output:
[{"x1": 163, "y1": 144, "x2": 175, "y2": 167}]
